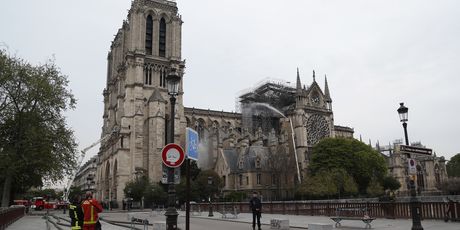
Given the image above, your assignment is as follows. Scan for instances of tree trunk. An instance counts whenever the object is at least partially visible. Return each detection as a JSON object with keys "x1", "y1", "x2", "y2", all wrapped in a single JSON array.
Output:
[{"x1": 1, "y1": 174, "x2": 12, "y2": 207}]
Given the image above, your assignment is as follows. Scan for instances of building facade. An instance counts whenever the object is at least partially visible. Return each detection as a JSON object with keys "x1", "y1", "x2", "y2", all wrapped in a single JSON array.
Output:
[
  {"x1": 95, "y1": 0, "x2": 364, "y2": 205},
  {"x1": 382, "y1": 141, "x2": 448, "y2": 195},
  {"x1": 95, "y1": 0, "x2": 186, "y2": 203},
  {"x1": 73, "y1": 156, "x2": 97, "y2": 192}
]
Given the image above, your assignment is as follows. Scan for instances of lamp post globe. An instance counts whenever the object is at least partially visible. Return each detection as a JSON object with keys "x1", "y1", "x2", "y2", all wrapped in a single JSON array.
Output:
[
  {"x1": 165, "y1": 68, "x2": 180, "y2": 230},
  {"x1": 166, "y1": 69, "x2": 180, "y2": 96},
  {"x1": 397, "y1": 103, "x2": 423, "y2": 230},
  {"x1": 208, "y1": 177, "x2": 214, "y2": 217}
]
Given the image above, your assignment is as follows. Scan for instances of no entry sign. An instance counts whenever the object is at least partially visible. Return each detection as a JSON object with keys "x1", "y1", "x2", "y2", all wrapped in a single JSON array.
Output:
[{"x1": 161, "y1": 143, "x2": 185, "y2": 168}]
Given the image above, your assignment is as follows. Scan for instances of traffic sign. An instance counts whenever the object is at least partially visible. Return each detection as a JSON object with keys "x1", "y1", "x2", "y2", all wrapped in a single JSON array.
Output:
[
  {"x1": 161, "y1": 143, "x2": 185, "y2": 168},
  {"x1": 186, "y1": 128, "x2": 199, "y2": 161},
  {"x1": 400, "y1": 145, "x2": 432, "y2": 155},
  {"x1": 408, "y1": 158, "x2": 417, "y2": 175}
]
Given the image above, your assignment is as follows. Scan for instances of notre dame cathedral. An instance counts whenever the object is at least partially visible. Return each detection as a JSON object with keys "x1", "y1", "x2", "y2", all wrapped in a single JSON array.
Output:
[{"x1": 94, "y1": 0, "x2": 446, "y2": 205}]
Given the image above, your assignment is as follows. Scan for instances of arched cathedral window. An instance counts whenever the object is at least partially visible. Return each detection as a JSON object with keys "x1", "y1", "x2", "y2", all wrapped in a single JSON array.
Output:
[
  {"x1": 144, "y1": 64, "x2": 152, "y2": 85},
  {"x1": 159, "y1": 18, "x2": 166, "y2": 57},
  {"x1": 160, "y1": 68, "x2": 166, "y2": 87},
  {"x1": 145, "y1": 15, "x2": 153, "y2": 55},
  {"x1": 416, "y1": 165, "x2": 425, "y2": 190}
]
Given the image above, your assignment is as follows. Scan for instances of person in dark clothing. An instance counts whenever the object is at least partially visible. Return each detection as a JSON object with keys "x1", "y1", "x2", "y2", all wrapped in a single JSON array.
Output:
[
  {"x1": 69, "y1": 194, "x2": 84, "y2": 230},
  {"x1": 249, "y1": 191, "x2": 262, "y2": 230}
]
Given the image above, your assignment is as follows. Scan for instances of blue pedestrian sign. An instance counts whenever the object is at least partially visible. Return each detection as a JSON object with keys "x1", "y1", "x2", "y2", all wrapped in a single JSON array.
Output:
[{"x1": 186, "y1": 128, "x2": 199, "y2": 161}]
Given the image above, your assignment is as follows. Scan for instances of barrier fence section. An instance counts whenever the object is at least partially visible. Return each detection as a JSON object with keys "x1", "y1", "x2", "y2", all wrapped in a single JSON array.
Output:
[
  {"x1": 0, "y1": 206, "x2": 25, "y2": 230},
  {"x1": 191, "y1": 201, "x2": 459, "y2": 220}
]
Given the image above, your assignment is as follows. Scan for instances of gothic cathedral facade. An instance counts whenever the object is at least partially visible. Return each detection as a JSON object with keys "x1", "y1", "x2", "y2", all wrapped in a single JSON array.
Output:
[{"x1": 96, "y1": 0, "x2": 186, "y2": 203}]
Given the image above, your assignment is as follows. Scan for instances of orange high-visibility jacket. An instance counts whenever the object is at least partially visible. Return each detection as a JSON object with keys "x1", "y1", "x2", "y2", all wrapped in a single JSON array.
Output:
[{"x1": 81, "y1": 199, "x2": 103, "y2": 225}]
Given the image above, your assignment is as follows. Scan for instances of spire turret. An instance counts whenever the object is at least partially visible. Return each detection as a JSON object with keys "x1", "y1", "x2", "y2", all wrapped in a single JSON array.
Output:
[
  {"x1": 296, "y1": 68, "x2": 302, "y2": 91},
  {"x1": 324, "y1": 75, "x2": 332, "y2": 102}
]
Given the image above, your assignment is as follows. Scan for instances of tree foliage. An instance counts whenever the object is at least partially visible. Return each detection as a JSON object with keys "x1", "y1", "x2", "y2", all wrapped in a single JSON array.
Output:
[
  {"x1": 0, "y1": 49, "x2": 77, "y2": 206},
  {"x1": 296, "y1": 169, "x2": 358, "y2": 199},
  {"x1": 382, "y1": 175, "x2": 401, "y2": 192},
  {"x1": 366, "y1": 177, "x2": 385, "y2": 197},
  {"x1": 123, "y1": 176, "x2": 167, "y2": 208},
  {"x1": 309, "y1": 137, "x2": 388, "y2": 194},
  {"x1": 176, "y1": 169, "x2": 223, "y2": 203},
  {"x1": 439, "y1": 177, "x2": 460, "y2": 195},
  {"x1": 447, "y1": 153, "x2": 460, "y2": 178}
]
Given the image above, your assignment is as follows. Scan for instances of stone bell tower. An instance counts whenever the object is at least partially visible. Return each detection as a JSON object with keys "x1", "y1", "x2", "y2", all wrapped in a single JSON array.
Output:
[{"x1": 97, "y1": 0, "x2": 186, "y2": 204}]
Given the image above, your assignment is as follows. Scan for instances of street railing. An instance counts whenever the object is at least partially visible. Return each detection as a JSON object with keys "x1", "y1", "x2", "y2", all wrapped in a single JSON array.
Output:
[
  {"x1": 191, "y1": 200, "x2": 459, "y2": 221},
  {"x1": 0, "y1": 206, "x2": 25, "y2": 230}
]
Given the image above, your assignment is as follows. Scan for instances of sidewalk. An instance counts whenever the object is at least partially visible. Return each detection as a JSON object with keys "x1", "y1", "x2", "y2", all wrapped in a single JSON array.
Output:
[
  {"x1": 8, "y1": 209, "x2": 459, "y2": 230},
  {"x1": 185, "y1": 211, "x2": 460, "y2": 230}
]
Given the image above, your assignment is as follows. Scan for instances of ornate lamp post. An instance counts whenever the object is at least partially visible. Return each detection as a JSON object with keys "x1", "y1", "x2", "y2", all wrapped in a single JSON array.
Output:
[
  {"x1": 165, "y1": 69, "x2": 181, "y2": 230},
  {"x1": 397, "y1": 102, "x2": 423, "y2": 230},
  {"x1": 208, "y1": 176, "x2": 214, "y2": 217}
]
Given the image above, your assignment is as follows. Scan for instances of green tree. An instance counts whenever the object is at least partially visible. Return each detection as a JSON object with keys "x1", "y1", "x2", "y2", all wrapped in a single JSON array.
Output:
[
  {"x1": 143, "y1": 182, "x2": 167, "y2": 208},
  {"x1": 296, "y1": 169, "x2": 358, "y2": 199},
  {"x1": 224, "y1": 191, "x2": 246, "y2": 202},
  {"x1": 309, "y1": 137, "x2": 388, "y2": 194},
  {"x1": 123, "y1": 176, "x2": 150, "y2": 202},
  {"x1": 366, "y1": 177, "x2": 384, "y2": 197},
  {"x1": 0, "y1": 49, "x2": 77, "y2": 207},
  {"x1": 194, "y1": 170, "x2": 223, "y2": 202},
  {"x1": 382, "y1": 175, "x2": 401, "y2": 192},
  {"x1": 123, "y1": 176, "x2": 168, "y2": 208},
  {"x1": 447, "y1": 153, "x2": 460, "y2": 177},
  {"x1": 296, "y1": 171, "x2": 337, "y2": 199}
]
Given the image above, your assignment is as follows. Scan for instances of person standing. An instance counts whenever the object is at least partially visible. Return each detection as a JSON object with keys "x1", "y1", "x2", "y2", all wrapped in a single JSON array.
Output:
[
  {"x1": 69, "y1": 194, "x2": 84, "y2": 230},
  {"x1": 249, "y1": 191, "x2": 262, "y2": 230},
  {"x1": 81, "y1": 191, "x2": 103, "y2": 230}
]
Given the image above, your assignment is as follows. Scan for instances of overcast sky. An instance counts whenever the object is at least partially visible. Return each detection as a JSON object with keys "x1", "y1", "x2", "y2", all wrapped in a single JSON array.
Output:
[{"x1": 1, "y1": 0, "x2": 459, "y2": 167}]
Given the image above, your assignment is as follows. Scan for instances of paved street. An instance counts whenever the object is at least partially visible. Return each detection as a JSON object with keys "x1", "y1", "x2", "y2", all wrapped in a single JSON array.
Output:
[{"x1": 6, "y1": 209, "x2": 460, "y2": 230}]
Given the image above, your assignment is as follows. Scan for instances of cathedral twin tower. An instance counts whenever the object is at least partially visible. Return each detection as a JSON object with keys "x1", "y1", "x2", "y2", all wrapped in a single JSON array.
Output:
[{"x1": 97, "y1": 0, "x2": 186, "y2": 203}]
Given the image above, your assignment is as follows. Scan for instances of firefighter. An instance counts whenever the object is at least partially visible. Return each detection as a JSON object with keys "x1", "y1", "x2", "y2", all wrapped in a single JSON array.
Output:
[
  {"x1": 69, "y1": 194, "x2": 83, "y2": 230},
  {"x1": 81, "y1": 191, "x2": 103, "y2": 230}
]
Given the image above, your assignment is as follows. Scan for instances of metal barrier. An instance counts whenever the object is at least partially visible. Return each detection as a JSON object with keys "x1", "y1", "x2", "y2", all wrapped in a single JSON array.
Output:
[
  {"x1": 191, "y1": 200, "x2": 460, "y2": 220},
  {"x1": 131, "y1": 217, "x2": 149, "y2": 230},
  {"x1": 0, "y1": 206, "x2": 25, "y2": 230}
]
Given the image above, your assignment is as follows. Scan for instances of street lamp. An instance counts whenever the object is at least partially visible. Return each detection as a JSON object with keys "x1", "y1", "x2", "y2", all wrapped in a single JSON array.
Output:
[
  {"x1": 208, "y1": 177, "x2": 214, "y2": 217},
  {"x1": 397, "y1": 103, "x2": 409, "y2": 146},
  {"x1": 165, "y1": 68, "x2": 181, "y2": 230},
  {"x1": 397, "y1": 102, "x2": 423, "y2": 230}
]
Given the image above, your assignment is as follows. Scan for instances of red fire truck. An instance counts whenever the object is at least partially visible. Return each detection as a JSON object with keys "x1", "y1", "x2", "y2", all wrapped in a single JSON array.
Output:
[{"x1": 31, "y1": 197, "x2": 56, "y2": 210}]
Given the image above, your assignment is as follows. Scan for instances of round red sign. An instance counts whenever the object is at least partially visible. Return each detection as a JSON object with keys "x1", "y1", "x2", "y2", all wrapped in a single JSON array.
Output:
[{"x1": 161, "y1": 143, "x2": 185, "y2": 168}]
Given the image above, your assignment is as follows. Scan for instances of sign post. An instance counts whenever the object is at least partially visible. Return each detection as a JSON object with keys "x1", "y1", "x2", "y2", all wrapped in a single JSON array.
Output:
[
  {"x1": 185, "y1": 128, "x2": 199, "y2": 230},
  {"x1": 161, "y1": 143, "x2": 185, "y2": 168},
  {"x1": 186, "y1": 128, "x2": 199, "y2": 160},
  {"x1": 408, "y1": 158, "x2": 417, "y2": 175},
  {"x1": 400, "y1": 145, "x2": 432, "y2": 156}
]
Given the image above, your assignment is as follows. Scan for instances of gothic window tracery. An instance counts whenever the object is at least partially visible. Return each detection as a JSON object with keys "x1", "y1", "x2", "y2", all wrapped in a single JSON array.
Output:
[
  {"x1": 160, "y1": 68, "x2": 166, "y2": 87},
  {"x1": 144, "y1": 64, "x2": 152, "y2": 85},
  {"x1": 145, "y1": 15, "x2": 153, "y2": 55},
  {"x1": 159, "y1": 18, "x2": 166, "y2": 57},
  {"x1": 416, "y1": 165, "x2": 425, "y2": 190},
  {"x1": 306, "y1": 114, "x2": 330, "y2": 145}
]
